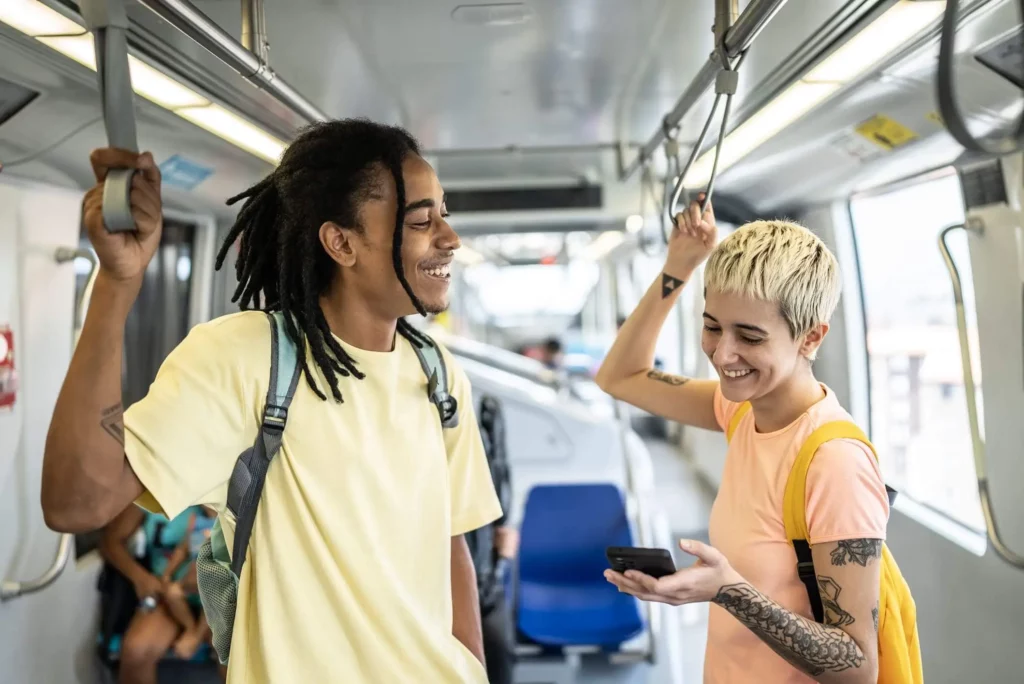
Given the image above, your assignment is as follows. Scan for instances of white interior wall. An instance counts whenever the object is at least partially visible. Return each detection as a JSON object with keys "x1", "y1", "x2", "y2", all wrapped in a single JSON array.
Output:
[{"x1": 0, "y1": 179, "x2": 102, "y2": 684}]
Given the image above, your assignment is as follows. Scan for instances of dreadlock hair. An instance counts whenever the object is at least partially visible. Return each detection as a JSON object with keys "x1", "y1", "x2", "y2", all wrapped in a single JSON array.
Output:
[{"x1": 214, "y1": 118, "x2": 433, "y2": 403}]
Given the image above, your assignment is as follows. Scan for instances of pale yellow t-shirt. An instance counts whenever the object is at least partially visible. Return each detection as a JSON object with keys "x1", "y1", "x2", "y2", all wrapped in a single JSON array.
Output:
[{"x1": 123, "y1": 311, "x2": 502, "y2": 683}]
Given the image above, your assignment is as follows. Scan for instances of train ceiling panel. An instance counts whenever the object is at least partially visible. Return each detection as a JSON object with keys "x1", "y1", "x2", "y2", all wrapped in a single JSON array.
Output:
[
  {"x1": 0, "y1": 21, "x2": 276, "y2": 218},
  {"x1": 34, "y1": 0, "x2": 861, "y2": 189},
  {"x1": 709, "y1": 0, "x2": 1023, "y2": 212},
  {"x1": 2, "y1": 0, "x2": 1019, "y2": 223}
]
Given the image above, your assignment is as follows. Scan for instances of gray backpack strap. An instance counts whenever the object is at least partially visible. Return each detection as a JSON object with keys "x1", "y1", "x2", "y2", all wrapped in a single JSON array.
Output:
[
  {"x1": 225, "y1": 311, "x2": 302, "y2": 576},
  {"x1": 409, "y1": 331, "x2": 459, "y2": 429}
]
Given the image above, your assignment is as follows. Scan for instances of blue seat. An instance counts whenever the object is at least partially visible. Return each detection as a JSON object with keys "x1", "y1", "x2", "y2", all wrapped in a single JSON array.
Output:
[{"x1": 515, "y1": 483, "x2": 645, "y2": 648}]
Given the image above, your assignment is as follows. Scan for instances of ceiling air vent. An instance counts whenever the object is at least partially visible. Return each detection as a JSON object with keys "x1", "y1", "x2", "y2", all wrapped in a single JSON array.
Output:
[
  {"x1": 451, "y1": 4, "x2": 534, "y2": 27},
  {"x1": 0, "y1": 76, "x2": 39, "y2": 127}
]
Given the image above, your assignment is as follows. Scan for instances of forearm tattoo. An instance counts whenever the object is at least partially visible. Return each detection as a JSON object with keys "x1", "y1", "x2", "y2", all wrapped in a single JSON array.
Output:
[
  {"x1": 647, "y1": 369, "x2": 689, "y2": 386},
  {"x1": 830, "y1": 539, "x2": 883, "y2": 567},
  {"x1": 712, "y1": 583, "x2": 865, "y2": 676},
  {"x1": 661, "y1": 273, "x2": 684, "y2": 298},
  {"x1": 100, "y1": 404, "x2": 125, "y2": 446}
]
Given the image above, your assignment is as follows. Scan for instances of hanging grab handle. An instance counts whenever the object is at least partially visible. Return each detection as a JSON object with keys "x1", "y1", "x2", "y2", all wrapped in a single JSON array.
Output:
[
  {"x1": 937, "y1": 0, "x2": 1024, "y2": 156},
  {"x1": 80, "y1": 0, "x2": 139, "y2": 233},
  {"x1": 938, "y1": 223, "x2": 1024, "y2": 570},
  {"x1": 665, "y1": 51, "x2": 745, "y2": 232}
]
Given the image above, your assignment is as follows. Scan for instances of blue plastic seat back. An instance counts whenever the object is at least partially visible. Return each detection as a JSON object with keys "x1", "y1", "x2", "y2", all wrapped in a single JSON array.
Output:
[
  {"x1": 519, "y1": 483, "x2": 634, "y2": 584},
  {"x1": 515, "y1": 483, "x2": 644, "y2": 647}
]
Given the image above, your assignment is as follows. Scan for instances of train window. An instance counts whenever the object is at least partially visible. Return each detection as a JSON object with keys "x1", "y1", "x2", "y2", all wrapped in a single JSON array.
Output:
[
  {"x1": 849, "y1": 171, "x2": 986, "y2": 533},
  {"x1": 630, "y1": 252, "x2": 683, "y2": 375}
]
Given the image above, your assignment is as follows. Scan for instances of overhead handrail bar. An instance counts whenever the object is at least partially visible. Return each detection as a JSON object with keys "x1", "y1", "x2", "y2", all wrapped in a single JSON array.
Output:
[
  {"x1": 938, "y1": 223, "x2": 1024, "y2": 570},
  {"x1": 937, "y1": 0, "x2": 1024, "y2": 155},
  {"x1": 135, "y1": 0, "x2": 327, "y2": 124},
  {"x1": 620, "y1": 0, "x2": 789, "y2": 181},
  {"x1": 1, "y1": 248, "x2": 100, "y2": 602}
]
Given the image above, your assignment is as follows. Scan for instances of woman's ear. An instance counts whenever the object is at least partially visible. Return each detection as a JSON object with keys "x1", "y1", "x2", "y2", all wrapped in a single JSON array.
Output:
[
  {"x1": 800, "y1": 322, "x2": 830, "y2": 360},
  {"x1": 319, "y1": 221, "x2": 357, "y2": 268}
]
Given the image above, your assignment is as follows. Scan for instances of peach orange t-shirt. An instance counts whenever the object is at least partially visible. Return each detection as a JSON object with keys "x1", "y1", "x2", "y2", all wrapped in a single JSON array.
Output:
[{"x1": 703, "y1": 384, "x2": 889, "y2": 684}]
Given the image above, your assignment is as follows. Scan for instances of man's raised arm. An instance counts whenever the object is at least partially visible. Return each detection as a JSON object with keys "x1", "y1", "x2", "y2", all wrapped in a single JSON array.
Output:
[{"x1": 41, "y1": 149, "x2": 164, "y2": 533}]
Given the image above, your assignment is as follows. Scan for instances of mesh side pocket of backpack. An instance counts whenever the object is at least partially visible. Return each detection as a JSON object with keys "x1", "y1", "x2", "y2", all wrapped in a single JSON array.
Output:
[{"x1": 196, "y1": 517, "x2": 240, "y2": 665}]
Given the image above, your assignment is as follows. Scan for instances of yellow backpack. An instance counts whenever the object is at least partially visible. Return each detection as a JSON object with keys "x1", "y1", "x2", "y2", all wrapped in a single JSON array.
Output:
[{"x1": 728, "y1": 403, "x2": 923, "y2": 683}]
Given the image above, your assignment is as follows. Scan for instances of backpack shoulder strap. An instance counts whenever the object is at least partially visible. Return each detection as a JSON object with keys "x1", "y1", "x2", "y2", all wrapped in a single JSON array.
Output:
[
  {"x1": 783, "y1": 421, "x2": 875, "y2": 541},
  {"x1": 408, "y1": 330, "x2": 459, "y2": 429},
  {"x1": 783, "y1": 420, "x2": 876, "y2": 623},
  {"x1": 726, "y1": 401, "x2": 752, "y2": 442},
  {"x1": 226, "y1": 311, "x2": 302, "y2": 575}
]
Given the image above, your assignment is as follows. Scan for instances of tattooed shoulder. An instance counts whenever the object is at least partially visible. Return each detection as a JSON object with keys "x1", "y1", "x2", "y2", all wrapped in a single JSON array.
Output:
[{"x1": 831, "y1": 539, "x2": 883, "y2": 567}]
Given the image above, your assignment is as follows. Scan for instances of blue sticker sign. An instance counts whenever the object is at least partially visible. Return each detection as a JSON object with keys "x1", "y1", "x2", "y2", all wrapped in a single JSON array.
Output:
[{"x1": 159, "y1": 154, "x2": 214, "y2": 191}]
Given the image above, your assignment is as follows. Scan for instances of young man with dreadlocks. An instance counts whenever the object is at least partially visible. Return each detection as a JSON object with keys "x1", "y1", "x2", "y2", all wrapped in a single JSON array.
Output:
[{"x1": 41, "y1": 119, "x2": 502, "y2": 683}]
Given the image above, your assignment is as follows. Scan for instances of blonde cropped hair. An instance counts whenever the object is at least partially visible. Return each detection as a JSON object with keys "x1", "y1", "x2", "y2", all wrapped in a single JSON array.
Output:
[{"x1": 704, "y1": 220, "x2": 841, "y2": 342}]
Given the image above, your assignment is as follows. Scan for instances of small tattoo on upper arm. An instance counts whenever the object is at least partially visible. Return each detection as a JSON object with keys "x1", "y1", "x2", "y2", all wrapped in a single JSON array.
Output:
[
  {"x1": 661, "y1": 273, "x2": 684, "y2": 298},
  {"x1": 872, "y1": 604, "x2": 879, "y2": 632},
  {"x1": 831, "y1": 539, "x2": 882, "y2": 567},
  {"x1": 817, "y1": 576, "x2": 855, "y2": 628},
  {"x1": 100, "y1": 404, "x2": 125, "y2": 447},
  {"x1": 647, "y1": 369, "x2": 689, "y2": 386}
]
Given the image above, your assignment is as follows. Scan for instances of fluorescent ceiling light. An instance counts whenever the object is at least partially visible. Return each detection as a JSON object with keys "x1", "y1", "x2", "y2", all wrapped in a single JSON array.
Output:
[
  {"x1": 0, "y1": 0, "x2": 82, "y2": 37},
  {"x1": 686, "y1": 81, "x2": 840, "y2": 185},
  {"x1": 177, "y1": 104, "x2": 285, "y2": 163},
  {"x1": 3, "y1": 2, "x2": 284, "y2": 164},
  {"x1": 583, "y1": 231, "x2": 625, "y2": 261},
  {"x1": 128, "y1": 56, "x2": 209, "y2": 108},
  {"x1": 625, "y1": 214, "x2": 644, "y2": 233},
  {"x1": 684, "y1": 0, "x2": 946, "y2": 186},
  {"x1": 36, "y1": 34, "x2": 95, "y2": 68},
  {"x1": 38, "y1": 35, "x2": 209, "y2": 108},
  {"x1": 804, "y1": 1, "x2": 947, "y2": 84}
]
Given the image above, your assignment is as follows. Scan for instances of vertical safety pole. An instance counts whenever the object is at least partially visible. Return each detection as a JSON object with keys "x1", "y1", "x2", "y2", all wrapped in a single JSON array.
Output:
[
  {"x1": 240, "y1": 0, "x2": 270, "y2": 64},
  {"x1": 714, "y1": 0, "x2": 740, "y2": 47}
]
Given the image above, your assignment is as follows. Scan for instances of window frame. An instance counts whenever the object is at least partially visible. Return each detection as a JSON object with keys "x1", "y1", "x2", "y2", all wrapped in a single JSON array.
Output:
[{"x1": 845, "y1": 166, "x2": 987, "y2": 555}]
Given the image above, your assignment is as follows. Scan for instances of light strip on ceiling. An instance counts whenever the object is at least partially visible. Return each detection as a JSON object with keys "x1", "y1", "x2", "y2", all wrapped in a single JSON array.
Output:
[
  {"x1": 684, "y1": 0, "x2": 947, "y2": 187},
  {"x1": 1, "y1": 0, "x2": 286, "y2": 163}
]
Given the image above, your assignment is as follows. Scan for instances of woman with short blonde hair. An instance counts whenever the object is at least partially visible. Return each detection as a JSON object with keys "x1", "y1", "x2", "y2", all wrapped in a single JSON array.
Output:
[{"x1": 597, "y1": 197, "x2": 888, "y2": 684}]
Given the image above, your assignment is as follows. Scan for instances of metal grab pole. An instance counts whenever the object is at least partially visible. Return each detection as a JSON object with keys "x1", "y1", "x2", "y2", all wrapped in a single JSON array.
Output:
[
  {"x1": 241, "y1": 0, "x2": 270, "y2": 64},
  {"x1": 938, "y1": 224, "x2": 1024, "y2": 570},
  {"x1": 79, "y1": 0, "x2": 138, "y2": 233},
  {"x1": 0, "y1": 535, "x2": 73, "y2": 602},
  {"x1": 621, "y1": 0, "x2": 789, "y2": 180},
  {"x1": 0, "y1": 249, "x2": 101, "y2": 602},
  {"x1": 135, "y1": 0, "x2": 327, "y2": 124}
]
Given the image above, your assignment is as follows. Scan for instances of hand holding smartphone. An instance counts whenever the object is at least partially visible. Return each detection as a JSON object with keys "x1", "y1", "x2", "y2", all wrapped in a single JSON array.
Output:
[{"x1": 605, "y1": 545, "x2": 677, "y2": 579}]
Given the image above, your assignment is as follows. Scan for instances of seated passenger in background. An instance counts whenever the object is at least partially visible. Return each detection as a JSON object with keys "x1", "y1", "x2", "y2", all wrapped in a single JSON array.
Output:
[
  {"x1": 42, "y1": 119, "x2": 501, "y2": 684},
  {"x1": 596, "y1": 196, "x2": 890, "y2": 683},
  {"x1": 99, "y1": 505, "x2": 217, "y2": 684}
]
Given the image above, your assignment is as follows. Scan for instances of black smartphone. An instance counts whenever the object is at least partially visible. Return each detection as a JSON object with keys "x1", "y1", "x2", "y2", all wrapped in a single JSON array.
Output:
[{"x1": 605, "y1": 546, "x2": 677, "y2": 578}]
